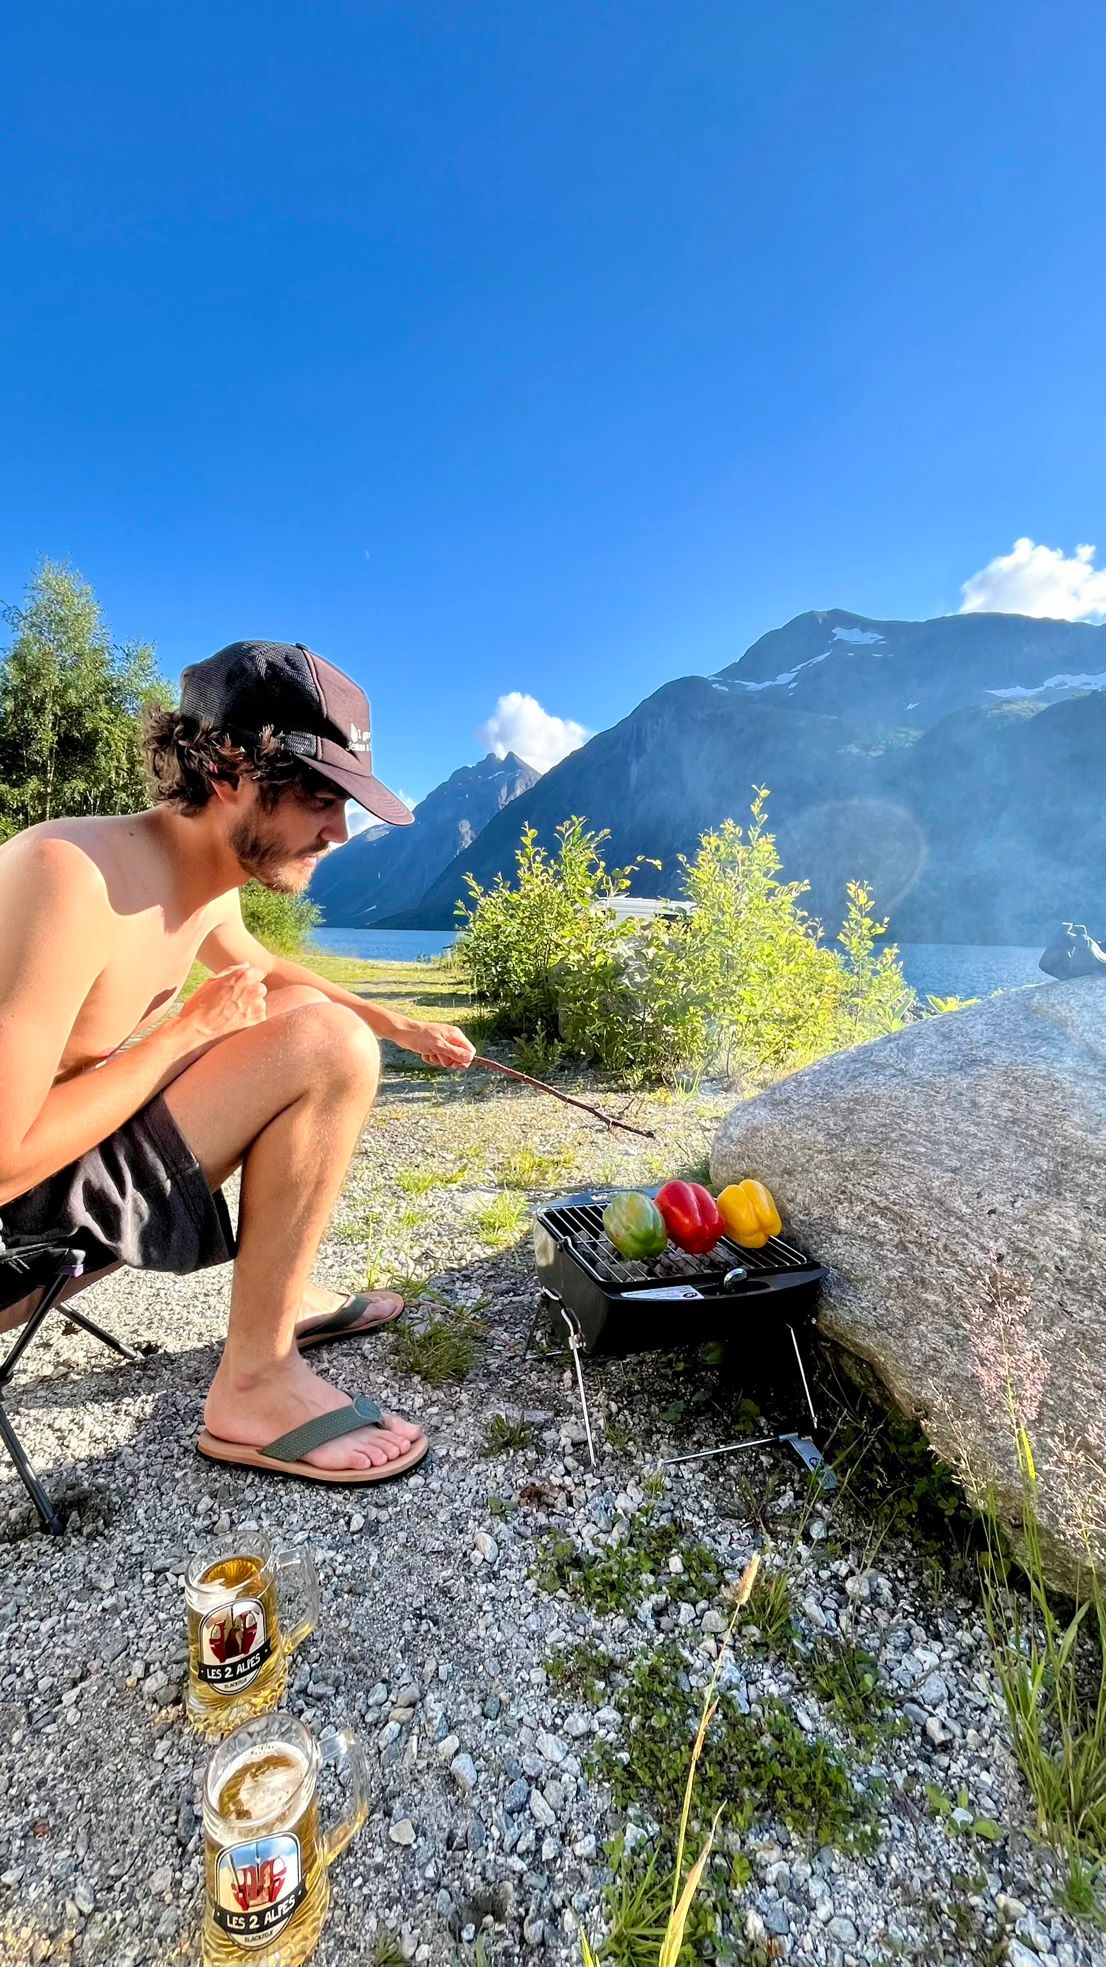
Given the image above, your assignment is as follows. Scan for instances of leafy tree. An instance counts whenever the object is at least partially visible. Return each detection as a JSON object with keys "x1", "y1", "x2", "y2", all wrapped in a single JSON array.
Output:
[
  {"x1": 240, "y1": 882, "x2": 321, "y2": 956},
  {"x1": 457, "y1": 793, "x2": 920, "y2": 1085},
  {"x1": 0, "y1": 559, "x2": 169, "y2": 838}
]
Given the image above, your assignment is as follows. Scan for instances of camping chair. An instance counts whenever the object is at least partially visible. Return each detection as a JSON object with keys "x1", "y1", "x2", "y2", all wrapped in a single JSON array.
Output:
[{"x1": 0, "y1": 1228, "x2": 142, "y2": 1535}]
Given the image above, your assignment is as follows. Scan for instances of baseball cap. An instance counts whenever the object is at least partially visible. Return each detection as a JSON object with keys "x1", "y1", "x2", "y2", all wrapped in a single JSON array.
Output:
[{"x1": 179, "y1": 640, "x2": 414, "y2": 826}]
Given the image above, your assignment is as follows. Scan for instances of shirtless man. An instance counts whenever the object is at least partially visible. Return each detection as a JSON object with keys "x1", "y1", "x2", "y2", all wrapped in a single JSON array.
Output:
[{"x1": 0, "y1": 639, "x2": 474, "y2": 1484}]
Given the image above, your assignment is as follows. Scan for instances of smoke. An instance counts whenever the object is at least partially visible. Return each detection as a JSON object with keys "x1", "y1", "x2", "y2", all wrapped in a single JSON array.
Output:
[
  {"x1": 959, "y1": 539, "x2": 1106, "y2": 622},
  {"x1": 477, "y1": 692, "x2": 591, "y2": 774}
]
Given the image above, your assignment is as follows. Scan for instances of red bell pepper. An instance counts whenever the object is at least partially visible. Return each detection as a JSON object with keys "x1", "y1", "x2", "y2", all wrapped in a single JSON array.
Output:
[{"x1": 654, "y1": 1180, "x2": 724, "y2": 1255}]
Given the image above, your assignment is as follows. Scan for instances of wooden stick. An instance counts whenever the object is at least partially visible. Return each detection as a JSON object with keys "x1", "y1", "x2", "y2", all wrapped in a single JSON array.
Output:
[{"x1": 471, "y1": 1055, "x2": 656, "y2": 1138}]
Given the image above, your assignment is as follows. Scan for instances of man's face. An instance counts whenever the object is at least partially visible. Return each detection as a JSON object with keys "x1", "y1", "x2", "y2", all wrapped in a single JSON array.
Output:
[{"x1": 228, "y1": 780, "x2": 351, "y2": 893}]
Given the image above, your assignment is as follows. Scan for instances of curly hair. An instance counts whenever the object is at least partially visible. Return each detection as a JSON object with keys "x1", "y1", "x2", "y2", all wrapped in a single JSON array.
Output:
[{"x1": 140, "y1": 707, "x2": 329, "y2": 815}]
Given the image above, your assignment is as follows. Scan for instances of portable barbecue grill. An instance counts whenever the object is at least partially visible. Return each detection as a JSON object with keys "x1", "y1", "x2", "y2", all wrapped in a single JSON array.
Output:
[{"x1": 531, "y1": 1188, "x2": 833, "y2": 1483}]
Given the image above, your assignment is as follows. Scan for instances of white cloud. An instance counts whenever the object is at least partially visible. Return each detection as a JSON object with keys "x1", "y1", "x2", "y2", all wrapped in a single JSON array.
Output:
[
  {"x1": 959, "y1": 538, "x2": 1106, "y2": 621},
  {"x1": 343, "y1": 791, "x2": 416, "y2": 840},
  {"x1": 477, "y1": 691, "x2": 591, "y2": 774}
]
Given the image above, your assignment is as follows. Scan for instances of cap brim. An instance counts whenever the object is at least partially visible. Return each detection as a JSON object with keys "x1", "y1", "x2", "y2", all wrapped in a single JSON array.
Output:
[{"x1": 310, "y1": 753, "x2": 415, "y2": 826}]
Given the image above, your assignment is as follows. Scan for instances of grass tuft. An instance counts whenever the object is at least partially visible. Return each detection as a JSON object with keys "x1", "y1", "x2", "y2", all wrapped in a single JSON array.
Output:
[
  {"x1": 534, "y1": 1512, "x2": 723, "y2": 1616},
  {"x1": 390, "y1": 1307, "x2": 483, "y2": 1384},
  {"x1": 481, "y1": 1412, "x2": 537, "y2": 1456},
  {"x1": 396, "y1": 1161, "x2": 469, "y2": 1196},
  {"x1": 496, "y1": 1143, "x2": 578, "y2": 1189},
  {"x1": 471, "y1": 1191, "x2": 530, "y2": 1247}
]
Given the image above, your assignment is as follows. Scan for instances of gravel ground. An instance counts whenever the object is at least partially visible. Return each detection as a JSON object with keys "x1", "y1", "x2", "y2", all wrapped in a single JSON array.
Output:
[{"x1": 0, "y1": 1051, "x2": 1099, "y2": 1966}]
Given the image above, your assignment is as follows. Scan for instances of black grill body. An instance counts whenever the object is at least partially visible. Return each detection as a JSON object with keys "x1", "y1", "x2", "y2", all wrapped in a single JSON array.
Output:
[{"x1": 533, "y1": 1188, "x2": 825, "y2": 1360}]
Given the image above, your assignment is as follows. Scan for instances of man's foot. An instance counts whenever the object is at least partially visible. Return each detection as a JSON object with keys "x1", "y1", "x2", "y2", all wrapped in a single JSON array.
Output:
[
  {"x1": 205, "y1": 1354, "x2": 425, "y2": 1472},
  {"x1": 295, "y1": 1282, "x2": 403, "y2": 1345}
]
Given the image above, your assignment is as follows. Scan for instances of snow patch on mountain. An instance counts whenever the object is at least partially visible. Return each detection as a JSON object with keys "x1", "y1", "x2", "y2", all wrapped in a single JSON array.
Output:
[
  {"x1": 832, "y1": 626, "x2": 885, "y2": 645},
  {"x1": 730, "y1": 649, "x2": 833, "y2": 691},
  {"x1": 987, "y1": 671, "x2": 1106, "y2": 700}
]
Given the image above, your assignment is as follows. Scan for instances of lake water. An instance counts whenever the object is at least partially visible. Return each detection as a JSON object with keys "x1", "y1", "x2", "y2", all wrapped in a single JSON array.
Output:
[{"x1": 309, "y1": 926, "x2": 1046, "y2": 1001}]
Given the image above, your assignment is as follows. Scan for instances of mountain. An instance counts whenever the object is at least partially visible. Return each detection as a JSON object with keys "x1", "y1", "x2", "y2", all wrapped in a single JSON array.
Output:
[
  {"x1": 382, "y1": 611, "x2": 1106, "y2": 945},
  {"x1": 308, "y1": 751, "x2": 539, "y2": 926},
  {"x1": 716, "y1": 608, "x2": 1106, "y2": 725}
]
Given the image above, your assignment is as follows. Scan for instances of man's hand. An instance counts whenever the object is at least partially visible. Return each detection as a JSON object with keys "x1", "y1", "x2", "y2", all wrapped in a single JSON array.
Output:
[
  {"x1": 173, "y1": 965, "x2": 269, "y2": 1048},
  {"x1": 402, "y1": 1022, "x2": 475, "y2": 1069}
]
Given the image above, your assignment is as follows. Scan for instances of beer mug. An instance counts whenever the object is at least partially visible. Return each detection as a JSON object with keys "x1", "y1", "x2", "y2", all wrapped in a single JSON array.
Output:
[
  {"x1": 185, "y1": 1532, "x2": 319, "y2": 1733},
  {"x1": 202, "y1": 1713, "x2": 369, "y2": 1967}
]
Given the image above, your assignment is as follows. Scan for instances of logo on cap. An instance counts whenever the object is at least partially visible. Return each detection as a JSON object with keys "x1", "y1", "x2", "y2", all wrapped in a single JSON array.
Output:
[{"x1": 348, "y1": 723, "x2": 371, "y2": 754}]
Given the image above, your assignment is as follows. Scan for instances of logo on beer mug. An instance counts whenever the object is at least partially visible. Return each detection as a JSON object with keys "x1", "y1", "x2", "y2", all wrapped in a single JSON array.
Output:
[
  {"x1": 214, "y1": 1833, "x2": 305, "y2": 1946},
  {"x1": 199, "y1": 1597, "x2": 273, "y2": 1691}
]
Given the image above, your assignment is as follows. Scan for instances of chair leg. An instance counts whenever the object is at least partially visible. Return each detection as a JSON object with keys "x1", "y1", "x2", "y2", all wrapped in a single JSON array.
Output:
[
  {"x1": 0, "y1": 1273, "x2": 75, "y2": 1389},
  {"x1": 0, "y1": 1400, "x2": 64, "y2": 1535},
  {"x1": 59, "y1": 1304, "x2": 143, "y2": 1363}
]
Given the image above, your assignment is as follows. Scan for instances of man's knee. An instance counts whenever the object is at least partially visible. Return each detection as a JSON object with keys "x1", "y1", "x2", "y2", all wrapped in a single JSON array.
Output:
[
  {"x1": 287, "y1": 1002, "x2": 380, "y2": 1091},
  {"x1": 265, "y1": 983, "x2": 330, "y2": 1020}
]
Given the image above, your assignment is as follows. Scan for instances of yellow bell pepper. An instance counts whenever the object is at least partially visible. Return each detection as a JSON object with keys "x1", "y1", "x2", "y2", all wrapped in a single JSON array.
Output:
[{"x1": 716, "y1": 1179, "x2": 782, "y2": 1249}]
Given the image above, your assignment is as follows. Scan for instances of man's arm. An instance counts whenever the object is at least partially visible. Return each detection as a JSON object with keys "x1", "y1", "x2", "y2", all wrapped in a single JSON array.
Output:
[
  {"x1": 196, "y1": 894, "x2": 474, "y2": 1067},
  {"x1": 0, "y1": 839, "x2": 267, "y2": 1205}
]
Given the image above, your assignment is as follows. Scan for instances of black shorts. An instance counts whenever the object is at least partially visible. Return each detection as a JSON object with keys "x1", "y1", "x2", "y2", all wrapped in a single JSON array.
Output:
[{"x1": 0, "y1": 1095, "x2": 236, "y2": 1300}]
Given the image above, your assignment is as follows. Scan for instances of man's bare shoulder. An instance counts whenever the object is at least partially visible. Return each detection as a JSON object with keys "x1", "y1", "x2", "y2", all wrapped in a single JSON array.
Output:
[{"x1": 0, "y1": 824, "x2": 112, "y2": 919}]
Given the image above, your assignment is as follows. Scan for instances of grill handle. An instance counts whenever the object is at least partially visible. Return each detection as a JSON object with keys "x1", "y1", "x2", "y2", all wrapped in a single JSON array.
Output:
[
  {"x1": 615, "y1": 1266, "x2": 824, "y2": 1299},
  {"x1": 726, "y1": 1268, "x2": 825, "y2": 1294}
]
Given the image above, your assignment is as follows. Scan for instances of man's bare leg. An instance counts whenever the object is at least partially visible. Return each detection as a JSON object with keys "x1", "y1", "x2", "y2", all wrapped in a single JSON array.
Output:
[
  {"x1": 163, "y1": 1000, "x2": 423, "y2": 1472},
  {"x1": 1, "y1": 982, "x2": 399, "y2": 1347}
]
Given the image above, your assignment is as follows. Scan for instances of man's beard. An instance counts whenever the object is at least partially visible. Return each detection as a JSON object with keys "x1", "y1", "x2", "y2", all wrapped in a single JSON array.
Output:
[{"x1": 229, "y1": 816, "x2": 321, "y2": 894}]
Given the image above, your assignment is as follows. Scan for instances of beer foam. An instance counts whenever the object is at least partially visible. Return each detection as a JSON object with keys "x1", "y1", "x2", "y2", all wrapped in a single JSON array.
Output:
[{"x1": 217, "y1": 1744, "x2": 308, "y2": 1827}]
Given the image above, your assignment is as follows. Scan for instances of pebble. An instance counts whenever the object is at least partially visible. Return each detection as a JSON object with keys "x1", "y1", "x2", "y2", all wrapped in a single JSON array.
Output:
[
  {"x1": 388, "y1": 1819, "x2": 416, "y2": 1847},
  {"x1": 449, "y1": 1752, "x2": 479, "y2": 1794}
]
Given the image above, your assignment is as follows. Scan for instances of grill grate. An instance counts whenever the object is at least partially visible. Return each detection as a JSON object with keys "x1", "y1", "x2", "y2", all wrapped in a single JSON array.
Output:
[{"x1": 540, "y1": 1200, "x2": 812, "y2": 1291}]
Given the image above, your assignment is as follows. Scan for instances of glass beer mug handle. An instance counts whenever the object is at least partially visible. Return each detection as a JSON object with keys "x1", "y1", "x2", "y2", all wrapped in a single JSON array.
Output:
[
  {"x1": 319, "y1": 1727, "x2": 370, "y2": 1867},
  {"x1": 274, "y1": 1543, "x2": 319, "y2": 1654}
]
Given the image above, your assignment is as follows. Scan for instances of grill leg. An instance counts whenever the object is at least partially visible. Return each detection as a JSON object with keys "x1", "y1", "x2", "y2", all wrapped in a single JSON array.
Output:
[
  {"x1": 555, "y1": 1305, "x2": 597, "y2": 1470},
  {"x1": 786, "y1": 1322, "x2": 819, "y2": 1432}
]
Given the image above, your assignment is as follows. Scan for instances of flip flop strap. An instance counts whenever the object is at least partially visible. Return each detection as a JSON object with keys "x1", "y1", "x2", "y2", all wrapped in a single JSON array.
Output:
[
  {"x1": 303, "y1": 1295, "x2": 374, "y2": 1339},
  {"x1": 259, "y1": 1394, "x2": 384, "y2": 1463}
]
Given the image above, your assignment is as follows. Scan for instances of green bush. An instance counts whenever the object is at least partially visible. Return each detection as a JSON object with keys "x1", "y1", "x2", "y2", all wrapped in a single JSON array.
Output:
[
  {"x1": 240, "y1": 881, "x2": 321, "y2": 956},
  {"x1": 456, "y1": 792, "x2": 919, "y2": 1084}
]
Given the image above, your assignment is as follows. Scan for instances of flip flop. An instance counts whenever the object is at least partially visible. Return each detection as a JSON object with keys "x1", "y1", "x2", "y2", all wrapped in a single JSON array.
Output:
[
  {"x1": 296, "y1": 1291, "x2": 405, "y2": 1350},
  {"x1": 197, "y1": 1395, "x2": 429, "y2": 1485}
]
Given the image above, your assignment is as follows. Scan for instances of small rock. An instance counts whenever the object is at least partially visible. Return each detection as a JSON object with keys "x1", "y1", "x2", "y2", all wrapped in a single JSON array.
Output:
[
  {"x1": 1006, "y1": 1945, "x2": 1045, "y2": 1967},
  {"x1": 504, "y1": 1778, "x2": 530, "y2": 1815},
  {"x1": 450, "y1": 1752, "x2": 478, "y2": 1794},
  {"x1": 389, "y1": 1819, "x2": 416, "y2": 1847},
  {"x1": 827, "y1": 1914, "x2": 858, "y2": 1945},
  {"x1": 73, "y1": 1883, "x2": 96, "y2": 1917},
  {"x1": 529, "y1": 1788, "x2": 556, "y2": 1828},
  {"x1": 474, "y1": 1532, "x2": 499, "y2": 1563},
  {"x1": 919, "y1": 1671, "x2": 949, "y2": 1709},
  {"x1": 436, "y1": 1733, "x2": 461, "y2": 1763}
]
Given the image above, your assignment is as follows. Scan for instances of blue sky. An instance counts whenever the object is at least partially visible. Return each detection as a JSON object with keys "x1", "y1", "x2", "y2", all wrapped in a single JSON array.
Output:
[{"x1": 1, "y1": 1, "x2": 1102, "y2": 806}]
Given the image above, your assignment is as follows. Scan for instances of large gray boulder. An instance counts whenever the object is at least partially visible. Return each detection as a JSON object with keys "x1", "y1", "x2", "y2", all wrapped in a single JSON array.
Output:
[{"x1": 711, "y1": 978, "x2": 1106, "y2": 1591}]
